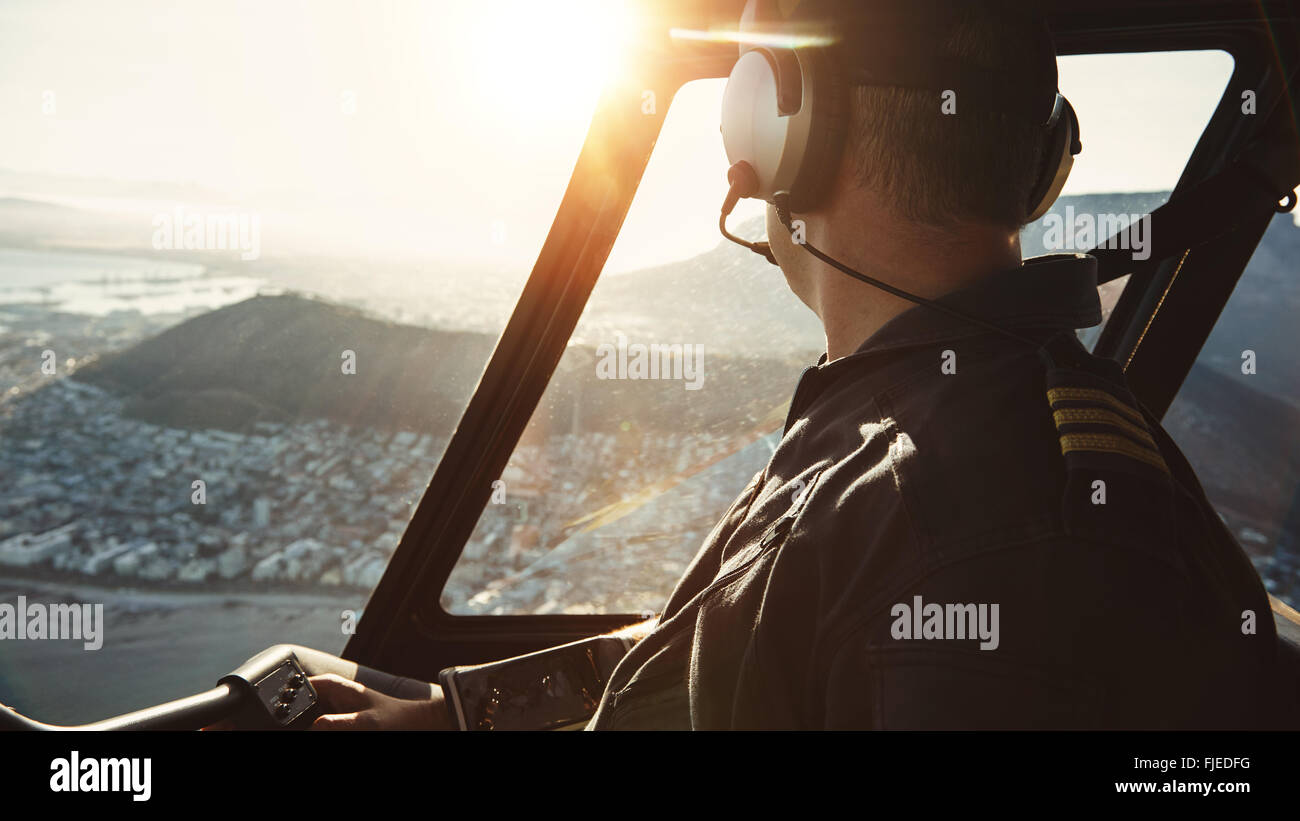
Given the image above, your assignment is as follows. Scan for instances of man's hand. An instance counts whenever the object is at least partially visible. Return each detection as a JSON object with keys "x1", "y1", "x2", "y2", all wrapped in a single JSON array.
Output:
[{"x1": 308, "y1": 674, "x2": 453, "y2": 731}]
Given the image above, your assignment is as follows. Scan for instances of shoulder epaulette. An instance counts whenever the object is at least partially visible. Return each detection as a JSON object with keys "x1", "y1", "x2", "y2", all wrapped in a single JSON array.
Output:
[
  {"x1": 1036, "y1": 335, "x2": 1180, "y2": 555},
  {"x1": 1045, "y1": 367, "x2": 1171, "y2": 481}
]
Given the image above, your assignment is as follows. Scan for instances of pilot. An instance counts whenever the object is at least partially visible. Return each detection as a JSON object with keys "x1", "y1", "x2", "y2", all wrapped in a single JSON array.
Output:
[{"x1": 305, "y1": 0, "x2": 1287, "y2": 730}]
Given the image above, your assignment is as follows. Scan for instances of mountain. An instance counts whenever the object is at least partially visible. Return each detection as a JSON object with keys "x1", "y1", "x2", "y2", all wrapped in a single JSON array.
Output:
[
  {"x1": 1019, "y1": 191, "x2": 1172, "y2": 257},
  {"x1": 67, "y1": 194, "x2": 1300, "y2": 530},
  {"x1": 74, "y1": 294, "x2": 495, "y2": 434},
  {"x1": 585, "y1": 218, "x2": 826, "y2": 357},
  {"x1": 1186, "y1": 211, "x2": 1300, "y2": 407},
  {"x1": 0, "y1": 195, "x2": 146, "y2": 256},
  {"x1": 594, "y1": 192, "x2": 1300, "y2": 406},
  {"x1": 586, "y1": 192, "x2": 1177, "y2": 358},
  {"x1": 72, "y1": 293, "x2": 803, "y2": 437},
  {"x1": 1164, "y1": 362, "x2": 1300, "y2": 539}
]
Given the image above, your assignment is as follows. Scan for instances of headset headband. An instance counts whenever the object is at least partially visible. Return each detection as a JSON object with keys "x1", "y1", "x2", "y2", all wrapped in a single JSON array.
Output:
[
  {"x1": 839, "y1": 53, "x2": 1057, "y2": 125},
  {"x1": 722, "y1": 0, "x2": 1078, "y2": 216},
  {"x1": 771, "y1": 0, "x2": 1061, "y2": 125}
]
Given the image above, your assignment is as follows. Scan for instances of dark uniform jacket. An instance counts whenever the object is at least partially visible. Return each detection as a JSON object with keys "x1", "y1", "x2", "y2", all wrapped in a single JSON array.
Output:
[{"x1": 587, "y1": 253, "x2": 1288, "y2": 730}]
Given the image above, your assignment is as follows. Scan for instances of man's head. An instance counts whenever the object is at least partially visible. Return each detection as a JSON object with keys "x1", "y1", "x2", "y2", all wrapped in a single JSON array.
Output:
[
  {"x1": 728, "y1": 1, "x2": 1067, "y2": 358},
  {"x1": 840, "y1": 8, "x2": 1054, "y2": 231}
]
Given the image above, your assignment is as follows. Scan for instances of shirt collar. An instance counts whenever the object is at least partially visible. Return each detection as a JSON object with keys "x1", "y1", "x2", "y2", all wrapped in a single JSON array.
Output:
[
  {"x1": 847, "y1": 253, "x2": 1102, "y2": 358},
  {"x1": 784, "y1": 255, "x2": 1102, "y2": 434}
]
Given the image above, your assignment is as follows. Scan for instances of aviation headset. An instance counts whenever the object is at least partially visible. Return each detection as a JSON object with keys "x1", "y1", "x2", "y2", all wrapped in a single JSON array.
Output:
[{"x1": 717, "y1": 0, "x2": 1083, "y2": 348}]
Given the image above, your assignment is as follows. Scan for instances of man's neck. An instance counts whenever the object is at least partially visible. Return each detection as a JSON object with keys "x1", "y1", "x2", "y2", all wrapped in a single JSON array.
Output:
[{"x1": 813, "y1": 223, "x2": 1022, "y2": 362}]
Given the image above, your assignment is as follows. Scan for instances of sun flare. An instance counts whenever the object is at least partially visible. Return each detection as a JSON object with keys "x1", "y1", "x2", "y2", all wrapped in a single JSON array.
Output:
[{"x1": 445, "y1": 0, "x2": 637, "y2": 121}]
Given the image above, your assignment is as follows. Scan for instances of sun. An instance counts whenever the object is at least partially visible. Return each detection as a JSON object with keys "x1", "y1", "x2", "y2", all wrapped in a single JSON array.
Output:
[{"x1": 448, "y1": 0, "x2": 637, "y2": 122}]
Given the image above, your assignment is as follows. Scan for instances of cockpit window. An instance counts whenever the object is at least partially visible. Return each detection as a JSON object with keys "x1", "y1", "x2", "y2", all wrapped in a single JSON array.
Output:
[
  {"x1": 442, "y1": 78, "x2": 820, "y2": 615},
  {"x1": 1165, "y1": 212, "x2": 1300, "y2": 612},
  {"x1": 441, "y1": 49, "x2": 1236, "y2": 616},
  {"x1": 0, "y1": 0, "x2": 603, "y2": 723},
  {"x1": 1025, "y1": 50, "x2": 1234, "y2": 350}
]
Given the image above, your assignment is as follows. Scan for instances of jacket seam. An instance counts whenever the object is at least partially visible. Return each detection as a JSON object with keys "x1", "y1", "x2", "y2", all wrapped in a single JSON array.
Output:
[{"x1": 874, "y1": 392, "x2": 932, "y2": 559}]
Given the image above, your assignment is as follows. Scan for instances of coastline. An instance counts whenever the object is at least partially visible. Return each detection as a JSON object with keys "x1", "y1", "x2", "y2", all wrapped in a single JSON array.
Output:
[{"x1": 0, "y1": 576, "x2": 364, "y2": 726}]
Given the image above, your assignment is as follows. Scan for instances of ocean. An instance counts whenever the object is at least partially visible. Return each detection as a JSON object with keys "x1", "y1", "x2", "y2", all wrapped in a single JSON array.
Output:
[
  {"x1": 0, "y1": 246, "x2": 262, "y2": 318},
  {"x1": 0, "y1": 579, "x2": 361, "y2": 726}
]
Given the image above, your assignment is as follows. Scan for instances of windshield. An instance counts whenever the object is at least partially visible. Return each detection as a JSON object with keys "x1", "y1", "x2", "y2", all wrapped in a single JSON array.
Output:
[
  {"x1": 0, "y1": 0, "x2": 619, "y2": 723},
  {"x1": 441, "y1": 50, "x2": 1238, "y2": 615}
]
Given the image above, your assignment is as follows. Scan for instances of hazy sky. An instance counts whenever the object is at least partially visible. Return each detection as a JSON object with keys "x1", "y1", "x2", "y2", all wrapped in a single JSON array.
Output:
[{"x1": 0, "y1": 0, "x2": 1236, "y2": 273}]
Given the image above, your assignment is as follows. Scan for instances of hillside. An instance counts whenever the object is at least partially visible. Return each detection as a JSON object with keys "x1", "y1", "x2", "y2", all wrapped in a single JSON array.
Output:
[
  {"x1": 1188, "y1": 211, "x2": 1300, "y2": 406},
  {"x1": 74, "y1": 294, "x2": 496, "y2": 435},
  {"x1": 1164, "y1": 361, "x2": 1300, "y2": 539},
  {"x1": 66, "y1": 193, "x2": 1300, "y2": 523},
  {"x1": 587, "y1": 192, "x2": 1176, "y2": 358},
  {"x1": 586, "y1": 215, "x2": 826, "y2": 356},
  {"x1": 72, "y1": 293, "x2": 804, "y2": 437}
]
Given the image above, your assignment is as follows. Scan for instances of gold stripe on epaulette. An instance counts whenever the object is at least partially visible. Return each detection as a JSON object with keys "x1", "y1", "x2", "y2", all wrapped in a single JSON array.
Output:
[
  {"x1": 1046, "y1": 386, "x2": 1146, "y2": 426},
  {"x1": 1059, "y1": 433, "x2": 1170, "y2": 474},
  {"x1": 1052, "y1": 407, "x2": 1158, "y2": 449}
]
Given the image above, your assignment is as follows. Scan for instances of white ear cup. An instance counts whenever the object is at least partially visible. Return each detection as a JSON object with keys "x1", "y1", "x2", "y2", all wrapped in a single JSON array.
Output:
[
  {"x1": 723, "y1": 0, "x2": 1076, "y2": 218},
  {"x1": 721, "y1": 50, "x2": 815, "y2": 202}
]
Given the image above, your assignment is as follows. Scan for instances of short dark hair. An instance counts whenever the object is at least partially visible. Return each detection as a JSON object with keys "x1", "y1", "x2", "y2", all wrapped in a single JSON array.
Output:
[{"x1": 840, "y1": 8, "x2": 1052, "y2": 230}]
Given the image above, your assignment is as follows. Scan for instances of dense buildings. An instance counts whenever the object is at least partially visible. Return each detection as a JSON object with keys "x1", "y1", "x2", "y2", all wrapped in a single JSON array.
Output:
[{"x1": 0, "y1": 370, "x2": 768, "y2": 614}]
